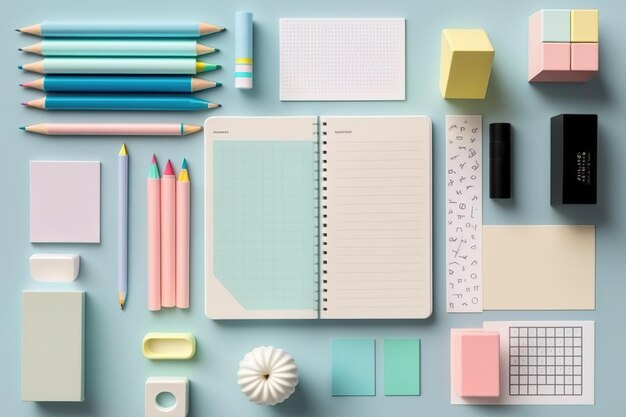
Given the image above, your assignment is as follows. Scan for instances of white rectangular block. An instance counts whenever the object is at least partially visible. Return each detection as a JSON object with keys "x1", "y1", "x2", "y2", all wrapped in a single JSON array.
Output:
[
  {"x1": 22, "y1": 291, "x2": 85, "y2": 401},
  {"x1": 29, "y1": 254, "x2": 80, "y2": 282},
  {"x1": 145, "y1": 377, "x2": 189, "y2": 417}
]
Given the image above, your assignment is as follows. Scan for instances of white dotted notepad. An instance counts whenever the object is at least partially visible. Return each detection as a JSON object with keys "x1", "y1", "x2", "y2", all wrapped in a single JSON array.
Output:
[{"x1": 279, "y1": 18, "x2": 406, "y2": 101}]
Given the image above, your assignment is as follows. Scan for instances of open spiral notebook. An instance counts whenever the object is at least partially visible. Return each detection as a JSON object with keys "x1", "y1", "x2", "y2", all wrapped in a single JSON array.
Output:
[{"x1": 204, "y1": 116, "x2": 432, "y2": 319}]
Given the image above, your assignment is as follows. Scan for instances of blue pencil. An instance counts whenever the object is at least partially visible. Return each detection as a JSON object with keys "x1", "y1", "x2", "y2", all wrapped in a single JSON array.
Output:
[
  {"x1": 21, "y1": 75, "x2": 221, "y2": 93},
  {"x1": 118, "y1": 144, "x2": 128, "y2": 310},
  {"x1": 18, "y1": 21, "x2": 225, "y2": 38},
  {"x1": 22, "y1": 95, "x2": 221, "y2": 111}
]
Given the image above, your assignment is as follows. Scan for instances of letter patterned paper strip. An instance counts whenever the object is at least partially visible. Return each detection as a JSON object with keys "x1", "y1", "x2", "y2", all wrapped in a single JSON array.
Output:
[{"x1": 445, "y1": 115, "x2": 483, "y2": 313}]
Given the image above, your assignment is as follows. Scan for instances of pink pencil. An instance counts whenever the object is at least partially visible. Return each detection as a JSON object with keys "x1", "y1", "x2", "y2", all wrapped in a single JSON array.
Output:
[
  {"x1": 147, "y1": 155, "x2": 161, "y2": 311},
  {"x1": 161, "y1": 160, "x2": 176, "y2": 307},
  {"x1": 176, "y1": 159, "x2": 190, "y2": 308},
  {"x1": 21, "y1": 123, "x2": 202, "y2": 136}
]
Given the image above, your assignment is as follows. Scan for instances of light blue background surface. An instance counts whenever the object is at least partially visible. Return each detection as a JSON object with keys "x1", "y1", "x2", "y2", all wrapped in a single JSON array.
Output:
[{"x1": 0, "y1": 0, "x2": 623, "y2": 416}]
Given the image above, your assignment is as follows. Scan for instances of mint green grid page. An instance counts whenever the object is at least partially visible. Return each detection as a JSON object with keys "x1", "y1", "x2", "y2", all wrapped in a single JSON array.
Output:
[{"x1": 213, "y1": 140, "x2": 318, "y2": 310}]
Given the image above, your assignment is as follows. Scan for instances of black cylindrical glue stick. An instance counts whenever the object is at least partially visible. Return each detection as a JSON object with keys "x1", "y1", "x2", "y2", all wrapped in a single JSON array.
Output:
[{"x1": 490, "y1": 123, "x2": 511, "y2": 199}]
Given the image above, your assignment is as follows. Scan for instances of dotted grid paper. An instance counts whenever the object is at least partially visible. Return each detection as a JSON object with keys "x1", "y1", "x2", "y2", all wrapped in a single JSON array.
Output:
[
  {"x1": 279, "y1": 19, "x2": 406, "y2": 101},
  {"x1": 445, "y1": 116, "x2": 483, "y2": 312},
  {"x1": 212, "y1": 140, "x2": 319, "y2": 311},
  {"x1": 509, "y1": 326, "x2": 584, "y2": 397}
]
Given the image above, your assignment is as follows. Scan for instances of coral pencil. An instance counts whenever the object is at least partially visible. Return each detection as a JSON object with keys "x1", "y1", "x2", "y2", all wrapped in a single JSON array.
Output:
[
  {"x1": 20, "y1": 40, "x2": 218, "y2": 57},
  {"x1": 161, "y1": 160, "x2": 176, "y2": 308},
  {"x1": 21, "y1": 123, "x2": 202, "y2": 136},
  {"x1": 147, "y1": 155, "x2": 161, "y2": 311},
  {"x1": 176, "y1": 159, "x2": 190, "y2": 309},
  {"x1": 19, "y1": 58, "x2": 220, "y2": 74},
  {"x1": 21, "y1": 76, "x2": 221, "y2": 93},
  {"x1": 118, "y1": 144, "x2": 128, "y2": 310},
  {"x1": 17, "y1": 21, "x2": 225, "y2": 38}
]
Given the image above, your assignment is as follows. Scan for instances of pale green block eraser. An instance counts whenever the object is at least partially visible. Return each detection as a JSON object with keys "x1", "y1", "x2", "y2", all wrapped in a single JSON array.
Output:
[
  {"x1": 541, "y1": 9, "x2": 571, "y2": 42},
  {"x1": 22, "y1": 291, "x2": 85, "y2": 401}
]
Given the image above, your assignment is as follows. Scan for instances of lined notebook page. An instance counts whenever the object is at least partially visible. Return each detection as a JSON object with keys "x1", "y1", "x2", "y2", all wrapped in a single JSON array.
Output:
[
  {"x1": 205, "y1": 116, "x2": 320, "y2": 319},
  {"x1": 320, "y1": 116, "x2": 432, "y2": 319}
]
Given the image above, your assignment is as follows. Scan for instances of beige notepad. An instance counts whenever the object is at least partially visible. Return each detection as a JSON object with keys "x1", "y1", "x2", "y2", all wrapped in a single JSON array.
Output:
[{"x1": 483, "y1": 225, "x2": 595, "y2": 310}]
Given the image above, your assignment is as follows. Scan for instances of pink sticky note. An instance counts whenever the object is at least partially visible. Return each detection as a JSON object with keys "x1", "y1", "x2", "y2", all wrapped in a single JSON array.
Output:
[
  {"x1": 452, "y1": 329, "x2": 500, "y2": 397},
  {"x1": 571, "y1": 43, "x2": 599, "y2": 72},
  {"x1": 30, "y1": 161, "x2": 101, "y2": 243}
]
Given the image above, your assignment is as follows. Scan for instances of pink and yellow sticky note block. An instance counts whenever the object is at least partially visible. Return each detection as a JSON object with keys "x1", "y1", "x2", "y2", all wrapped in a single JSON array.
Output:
[
  {"x1": 451, "y1": 329, "x2": 500, "y2": 398},
  {"x1": 529, "y1": 9, "x2": 599, "y2": 82}
]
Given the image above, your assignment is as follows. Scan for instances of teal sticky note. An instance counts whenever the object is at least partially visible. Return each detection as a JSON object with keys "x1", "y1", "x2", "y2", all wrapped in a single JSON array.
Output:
[
  {"x1": 331, "y1": 339, "x2": 376, "y2": 396},
  {"x1": 384, "y1": 338, "x2": 420, "y2": 396},
  {"x1": 541, "y1": 9, "x2": 571, "y2": 42}
]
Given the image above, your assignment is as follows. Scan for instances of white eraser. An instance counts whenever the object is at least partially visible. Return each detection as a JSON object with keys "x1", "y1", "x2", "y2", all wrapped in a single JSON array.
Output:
[
  {"x1": 145, "y1": 377, "x2": 189, "y2": 417},
  {"x1": 29, "y1": 254, "x2": 80, "y2": 282}
]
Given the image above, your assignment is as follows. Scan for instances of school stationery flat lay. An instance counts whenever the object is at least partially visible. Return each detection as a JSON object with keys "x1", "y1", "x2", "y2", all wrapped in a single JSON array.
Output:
[{"x1": 5, "y1": 1, "x2": 622, "y2": 416}]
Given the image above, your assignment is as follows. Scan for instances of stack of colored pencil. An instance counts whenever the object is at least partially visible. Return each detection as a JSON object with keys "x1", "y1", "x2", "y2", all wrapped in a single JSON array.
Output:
[
  {"x1": 147, "y1": 156, "x2": 190, "y2": 311},
  {"x1": 18, "y1": 21, "x2": 224, "y2": 112}
]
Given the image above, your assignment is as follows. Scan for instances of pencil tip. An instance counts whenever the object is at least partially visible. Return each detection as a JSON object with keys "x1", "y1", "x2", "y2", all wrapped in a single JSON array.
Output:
[
  {"x1": 216, "y1": 82, "x2": 222, "y2": 87},
  {"x1": 21, "y1": 102, "x2": 27, "y2": 106},
  {"x1": 164, "y1": 159, "x2": 174, "y2": 175},
  {"x1": 15, "y1": 29, "x2": 20, "y2": 32},
  {"x1": 182, "y1": 158, "x2": 188, "y2": 169},
  {"x1": 151, "y1": 154, "x2": 157, "y2": 164},
  {"x1": 216, "y1": 64, "x2": 222, "y2": 69},
  {"x1": 214, "y1": 48, "x2": 220, "y2": 52},
  {"x1": 18, "y1": 65, "x2": 23, "y2": 70},
  {"x1": 19, "y1": 126, "x2": 25, "y2": 130},
  {"x1": 18, "y1": 48, "x2": 23, "y2": 51}
]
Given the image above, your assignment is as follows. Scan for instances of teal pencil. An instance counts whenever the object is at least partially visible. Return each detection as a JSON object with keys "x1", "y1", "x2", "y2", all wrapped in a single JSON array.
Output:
[
  {"x1": 20, "y1": 58, "x2": 220, "y2": 74},
  {"x1": 22, "y1": 95, "x2": 221, "y2": 111}
]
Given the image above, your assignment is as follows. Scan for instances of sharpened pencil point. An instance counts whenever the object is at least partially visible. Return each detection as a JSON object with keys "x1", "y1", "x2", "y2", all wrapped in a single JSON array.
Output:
[
  {"x1": 151, "y1": 154, "x2": 157, "y2": 164},
  {"x1": 15, "y1": 29, "x2": 20, "y2": 32},
  {"x1": 18, "y1": 65, "x2": 23, "y2": 70},
  {"x1": 164, "y1": 159, "x2": 174, "y2": 175},
  {"x1": 182, "y1": 158, "x2": 188, "y2": 170},
  {"x1": 214, "y1": 48, "x2": 220, "y2": 52},
  {"x1": 19, "y1": 126, "x2": 25, "y2": 130},
  {"x1": 216, "y1": 82, "x2": 223, "y2": 87},
  {"x1": 21, "y1": 102, "x2": 27, "y2": 106},
  {"x1": 18, "y1": 48, "x2": 23, "y2": 51}
]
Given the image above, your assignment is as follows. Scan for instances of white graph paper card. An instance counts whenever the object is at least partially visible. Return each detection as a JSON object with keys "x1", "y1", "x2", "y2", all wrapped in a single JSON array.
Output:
[
  {"x1": 445, "y1": 115, "x2": 483, "y2": 312},
  {"x1": 452, "y1": 321, "x2": 595, "y2": 405},
  {"x1": 279, "y1": 18, "x2": 406, "y2": 101}
]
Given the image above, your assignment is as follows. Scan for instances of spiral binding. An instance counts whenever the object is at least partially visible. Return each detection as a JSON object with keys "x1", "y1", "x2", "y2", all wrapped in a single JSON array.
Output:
[{"x1": 320, "y1": 121, "x2": 329, "y2": 311}]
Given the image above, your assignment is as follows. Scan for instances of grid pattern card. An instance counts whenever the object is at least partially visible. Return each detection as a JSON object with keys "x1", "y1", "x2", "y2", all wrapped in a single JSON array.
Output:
[
  {"x1": 205, "y1": 117, "x2": 320, "y2": 319},
  {"x1": 452, "y1": 321, "x2": 595, "y2": 405},
  {"x1": 280, "y1": 18, "x2": 406, "y2": 101},
  {"x1": 320, "y1": 116, "x2": 432, "y2": 319}
]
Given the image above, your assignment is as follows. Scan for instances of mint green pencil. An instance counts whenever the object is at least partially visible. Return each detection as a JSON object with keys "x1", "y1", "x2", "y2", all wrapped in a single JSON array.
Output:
[
  {"x1": 20, "y1": 58, "x2": 220, "y2": 74},
  {"x1": 20, "y1": 40, "x2": 218, "y2": 57}
]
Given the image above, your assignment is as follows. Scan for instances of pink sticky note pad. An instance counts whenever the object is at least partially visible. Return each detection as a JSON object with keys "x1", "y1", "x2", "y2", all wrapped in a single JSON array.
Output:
[
  {"x1": 571, "y1": 43, "x2": 599, "y2": 72},
  {"x1": 452, "y1": 329, "x2": 500, "y2": 397},
  {"x1": 30, "y1": 161, "x2": 101, "y2": 243}
]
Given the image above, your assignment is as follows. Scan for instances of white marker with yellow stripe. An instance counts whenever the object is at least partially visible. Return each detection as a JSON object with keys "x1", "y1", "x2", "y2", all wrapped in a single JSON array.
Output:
[{"x1": 235, "y1": 12, "x2": 253, "y2": 89}]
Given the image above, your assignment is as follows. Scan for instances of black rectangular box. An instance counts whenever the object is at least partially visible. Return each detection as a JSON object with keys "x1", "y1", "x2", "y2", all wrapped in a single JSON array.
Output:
[{"x1": 551, "y1": 114, "x2": 597, "y2": 205}]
